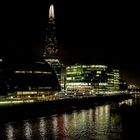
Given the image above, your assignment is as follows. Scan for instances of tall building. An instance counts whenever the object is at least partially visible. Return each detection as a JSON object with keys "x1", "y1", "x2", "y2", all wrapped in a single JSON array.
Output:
[
  {"x1": 43, "y1": 4, "x2": 62, "y2": 89},
  {"x1": 43, "y1": 4, "x2": 58, "y2": 59}
]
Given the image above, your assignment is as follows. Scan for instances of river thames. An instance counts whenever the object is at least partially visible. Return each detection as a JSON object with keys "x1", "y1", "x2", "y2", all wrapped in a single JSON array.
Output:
[{"x1": 0, "y1": 98, "x2": 140, "y2": 140}]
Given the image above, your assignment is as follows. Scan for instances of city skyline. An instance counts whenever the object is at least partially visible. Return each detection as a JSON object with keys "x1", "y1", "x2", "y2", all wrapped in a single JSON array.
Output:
[{"x1": 0, "y1": 1, "x2": 139, "y2": 86}]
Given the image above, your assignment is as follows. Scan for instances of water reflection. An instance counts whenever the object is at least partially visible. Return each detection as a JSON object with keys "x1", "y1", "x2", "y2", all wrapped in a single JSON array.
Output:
[
  {"x1": 39, "y1": 118, "x2": 46, "y2": 140},
  {"x1": 52, "y1": 114, "x2": 68, "y2": 139},
  {"x1": 2, "y1": 99, "x2": 138, "y2": 140},
  {"x1": 5, "y1": 124, "x2": 14, "y2": 140},
  {"x1": 94, "y1": 105, "x2": 110, "y2": 139},
  {"x1": 72, "y1": 111, "x2": 78, "y2": 128},
  {"x1": 52, "y1": 115, "x2": 58, "y2": 139},
  {"x1": 23, "y1": 121, "x2": 32, "y2": 140},
  {"x1": 119, "y1": 99, "x2": 133, "y2": 106}
]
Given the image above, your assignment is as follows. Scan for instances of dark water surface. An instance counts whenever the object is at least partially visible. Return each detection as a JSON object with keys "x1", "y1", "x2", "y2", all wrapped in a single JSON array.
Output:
[{"x1": 0, "y1": 98, "x2": 140, "y2": 140}]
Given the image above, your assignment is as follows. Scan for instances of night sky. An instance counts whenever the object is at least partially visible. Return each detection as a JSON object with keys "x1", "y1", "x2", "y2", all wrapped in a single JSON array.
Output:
[{"x1": 0, "y1": 1, "x2": 140, "y2": 86}]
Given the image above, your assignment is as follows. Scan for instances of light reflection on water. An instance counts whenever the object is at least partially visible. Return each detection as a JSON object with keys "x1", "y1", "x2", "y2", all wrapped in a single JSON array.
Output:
[
  {"x1": 39, "y1": 118, "x2": 46, "y2": 140},
  {"x1": 5, "y1": 124, "x2": 14, "y2": 140},
  {"x1": 119, "y1": 98, "x2": 133, "y2": 106},
  {"x1": 24, "y1": 121, "x2": 32, "y2": 140},
  {"x1": 0, "y1": 103, "x2": 127, "y2": 140}
]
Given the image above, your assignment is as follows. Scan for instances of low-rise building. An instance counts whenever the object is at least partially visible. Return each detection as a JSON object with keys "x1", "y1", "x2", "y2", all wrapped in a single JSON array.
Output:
[{"x1": 65, "y1": 64, "x2": 120, "y2": 94}]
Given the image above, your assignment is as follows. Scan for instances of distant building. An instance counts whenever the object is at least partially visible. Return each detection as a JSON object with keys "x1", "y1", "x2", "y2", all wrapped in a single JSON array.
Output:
[
  {"x1": 0, "y1": 58, "x2": 6, "y2": 95},
  {"x1": 119, "y1": 79, "x2": 128, "y2": 91},
  {"x1": 65, "y1": 64, "x2": 120, "y2": 93},
  {"x1": 106, "y1": 69, "x2": 120, "y2": 91},
  {"x1": 42, "y1": 4, "x2": 62, "y2": 89},
  {"x1": 128, "y1": 84, "x2": 140, "y2": 93}
]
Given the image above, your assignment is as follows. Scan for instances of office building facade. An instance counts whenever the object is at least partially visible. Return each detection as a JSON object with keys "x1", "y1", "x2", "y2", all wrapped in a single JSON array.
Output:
[{"x1": 65, "y1": 64, "x2": 120, "y2": 94}]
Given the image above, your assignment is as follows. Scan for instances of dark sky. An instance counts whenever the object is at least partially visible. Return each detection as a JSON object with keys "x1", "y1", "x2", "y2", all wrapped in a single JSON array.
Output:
[{"x1": 0, "y1": 1, "x2": 140, "y2": 86}]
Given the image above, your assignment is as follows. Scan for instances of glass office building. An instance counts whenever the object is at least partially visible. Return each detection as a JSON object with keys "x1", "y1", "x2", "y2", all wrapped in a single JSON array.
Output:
[
  {"x1": 1, "y1": 54, "x2": 60, "y2": 97},
  {"x1": 65, "y1": 64, "x2": 120, "y2": 94}
]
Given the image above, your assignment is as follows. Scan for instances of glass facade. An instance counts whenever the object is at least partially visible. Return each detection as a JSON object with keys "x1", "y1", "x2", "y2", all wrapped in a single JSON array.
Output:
[
  {"x1": 0, "y1": 55, "x2": 60, "y2": 96},
  {"x1": 44, "y1": 58, "x2": 62, "y2": 89},
  {"x1": 107, "y1": 69, "x2": 120, "y2": 91},
  {"x1": 65, "y1": 65, "x2": 120, "y2": 94}
]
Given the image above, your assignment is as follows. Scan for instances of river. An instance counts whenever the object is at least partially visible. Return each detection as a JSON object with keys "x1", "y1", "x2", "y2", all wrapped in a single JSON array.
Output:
[{"x1": 0, "y1": 98, "x2": 139, "y2": 140}]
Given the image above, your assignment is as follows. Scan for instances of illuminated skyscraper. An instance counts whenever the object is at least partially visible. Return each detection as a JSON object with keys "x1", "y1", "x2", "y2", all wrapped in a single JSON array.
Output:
[
  {"x1": 43, "y1": 4, "x2": 62, "y2": 89},
  {"x1": 43, "y1": 4, "x2": 58, "y2": 59}
]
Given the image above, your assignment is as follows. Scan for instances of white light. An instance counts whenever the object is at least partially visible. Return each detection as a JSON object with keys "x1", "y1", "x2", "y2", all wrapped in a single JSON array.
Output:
[
  {"x1": 10, "y1": 96, "x2": 13, "y2": 99},
  {"x1": 49, "y1": 4, "x2": 55, "y2": 18}
]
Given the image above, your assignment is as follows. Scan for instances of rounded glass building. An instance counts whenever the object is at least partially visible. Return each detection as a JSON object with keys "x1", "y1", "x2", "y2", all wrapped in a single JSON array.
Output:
[{"x1": 2, "y1": 53, "x2": 60, "y2": 96}]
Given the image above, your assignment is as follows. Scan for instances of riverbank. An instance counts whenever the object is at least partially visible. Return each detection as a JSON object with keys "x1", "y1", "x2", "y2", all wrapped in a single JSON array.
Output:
[{"x1": 0, "y1": 93, "x2": 133, "y2": 123}]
